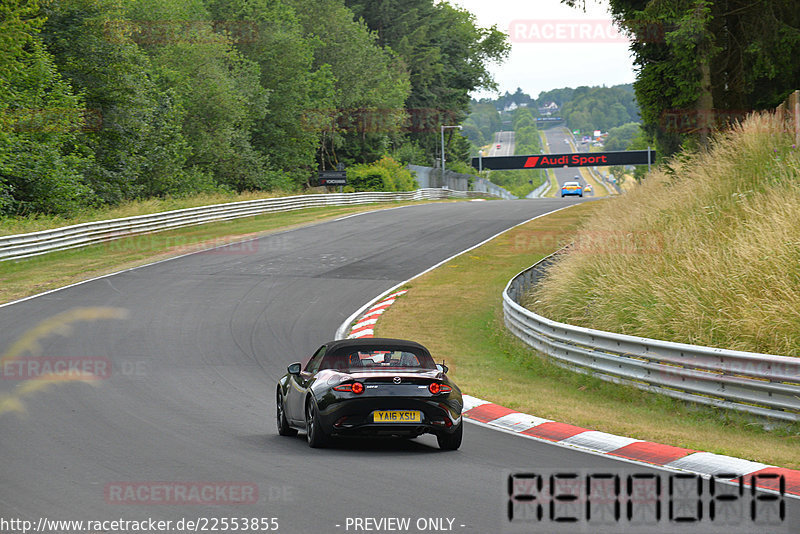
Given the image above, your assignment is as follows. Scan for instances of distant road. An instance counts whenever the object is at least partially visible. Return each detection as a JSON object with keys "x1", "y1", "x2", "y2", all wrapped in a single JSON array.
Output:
[
  {"x1": 489, "y1": 130, "x2": 515, "y2": 156},
  {"x1": 543, "y1": 127, "x2": 591, "y2": 196}
]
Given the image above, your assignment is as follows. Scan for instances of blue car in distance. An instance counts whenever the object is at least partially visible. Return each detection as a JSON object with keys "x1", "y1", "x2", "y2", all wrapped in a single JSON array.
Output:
[{"x1": 561, "y1": 181, "x2": 583, "y2": 197}]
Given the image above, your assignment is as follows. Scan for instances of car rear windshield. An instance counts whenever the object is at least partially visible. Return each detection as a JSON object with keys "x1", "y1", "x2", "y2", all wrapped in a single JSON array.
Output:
[{"x1": 321, "y1": 349, "x2": 436, "y2": 372}]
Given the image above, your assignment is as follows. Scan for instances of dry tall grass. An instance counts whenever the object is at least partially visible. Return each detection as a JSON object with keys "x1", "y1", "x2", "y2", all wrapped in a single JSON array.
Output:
[{"x1": 528, "y1": 112, "x2": 800, "y2": 356}]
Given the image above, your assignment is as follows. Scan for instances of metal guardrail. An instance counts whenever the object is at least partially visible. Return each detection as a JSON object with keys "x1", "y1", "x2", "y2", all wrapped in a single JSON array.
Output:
[
  {"x1": 470, "y1": 177, "x2": 517, "y2": 200},
  {"x1": 526, "y1": 178, "x2": 550, "y2": 198},
  {"x1": 0, "y1": 188, "x2": 483, "y2": 261},
  {"x1": 407, "y1": 165, "x2": 517, "y2": 200},
  {"x1": 503, "y1": 251, "x2": 800, "y2": 421}
]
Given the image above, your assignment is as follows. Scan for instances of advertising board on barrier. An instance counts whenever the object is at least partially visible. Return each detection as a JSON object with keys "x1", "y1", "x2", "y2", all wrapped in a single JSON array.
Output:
[{"x1": 318, "y1": 170, "x2": 347, "y2": 186}]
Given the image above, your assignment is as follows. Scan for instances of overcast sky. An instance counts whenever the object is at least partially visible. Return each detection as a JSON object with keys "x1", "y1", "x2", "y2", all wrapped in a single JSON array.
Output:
[{"x1": 451, "y1": 0, "x2": 636, "y2": 100}]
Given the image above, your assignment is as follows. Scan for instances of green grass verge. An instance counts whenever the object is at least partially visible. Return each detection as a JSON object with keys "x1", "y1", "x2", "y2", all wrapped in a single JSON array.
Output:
[
  {"x1": 0, "y1": 200, "x2": 452, "y2": 305},
  {"x1": 543, "y1": 169, "x2": 559, "y2": 198},
  {"x1": 374, "y1": 202, "x2": 800, "y2": 469},
  {"x1": 538, "y1": 130, "x2": 561, "y2": 198}
]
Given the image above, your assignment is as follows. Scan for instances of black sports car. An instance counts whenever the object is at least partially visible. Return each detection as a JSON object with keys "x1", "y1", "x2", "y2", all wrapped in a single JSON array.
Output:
[{"x1": 276, "y1": 338, "x2": 463, "y2": 450}]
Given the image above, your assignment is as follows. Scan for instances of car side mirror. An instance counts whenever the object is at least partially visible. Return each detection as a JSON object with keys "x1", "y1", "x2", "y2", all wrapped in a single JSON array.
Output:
[
  {"x1": 436, "y1": 363, "x2": 449, "y2": 374},
  {"x1": 287, "y1": 362, "x2": 302, "y2": 375}
]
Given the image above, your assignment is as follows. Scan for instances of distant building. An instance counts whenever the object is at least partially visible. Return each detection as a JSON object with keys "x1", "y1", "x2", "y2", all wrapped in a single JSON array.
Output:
[
  {"x1": 502, "y1": 102, "x2": 529, "y2": 112},
  {"x1": 537, "y1": 101, "x2": 559, "y2": 116}
]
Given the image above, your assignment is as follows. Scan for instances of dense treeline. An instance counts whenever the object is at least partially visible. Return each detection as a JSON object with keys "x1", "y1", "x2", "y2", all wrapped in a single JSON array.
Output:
[
  {"x1": 560, "y1": 84, "x2": 639, "y2": 134},
  {"x1": 603, "y1": 122, "x2": 642, "y2": 151},
  {"x1": 491, "y1": 88, "x2": 534, "y2": 113},
  {"x1": 461, "y1": 102, "x2": 501, "y2": 149},
  {"x1": 345, "y1": 0, "x2": 509, "y2": 171},
  {"x1": 564, "y1": 0, "x2": 800, "y2": 156},
  {"x1": 0, "y1": 0, "x2": 507, "y2": 215},
  {"x1": 473, "y1": 84, "x2": 640, "y2": 136},
  {"x1": 532, "y1": 87, "x2": 574, "y2": 109}
]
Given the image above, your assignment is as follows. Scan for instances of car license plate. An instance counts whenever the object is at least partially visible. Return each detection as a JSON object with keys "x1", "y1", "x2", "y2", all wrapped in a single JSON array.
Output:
[{"x1": 373, "y1": 410, "x2": 421, "y2": 423}]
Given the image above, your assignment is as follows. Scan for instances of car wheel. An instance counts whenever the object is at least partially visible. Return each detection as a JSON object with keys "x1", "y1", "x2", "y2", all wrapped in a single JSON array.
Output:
[
  {"x1": 437, "y1": 421, "x2": 462, "y2": 451},
  {"x1": 305, "y1": 397, "x2": 330, "y2": 448},
  {"x1": 579, "y1": 193, "x2": 583, "y2": 197},
  {"x1": 276, "y1": 390, "x2": 297, "y2": 437},
  {"x1": 561, "y1": 193, "x2": 565, "y2": 197}
]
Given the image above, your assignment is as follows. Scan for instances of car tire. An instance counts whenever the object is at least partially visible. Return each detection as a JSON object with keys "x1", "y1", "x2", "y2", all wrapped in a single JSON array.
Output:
[
  {"x1": 579, "y1": 193, "x2": 583, "y2": 197},
  {"x1": 437, "y1": 421, "x2": 463, "y2": 451},
  {"x1": 277, "y1": 390, "x2": 297, "y2": 437},
  {"x1": 305, "y1": 397, "x2": 330, "y2": 448},
  {"x1": 561, "y1": 193, "x2": 565, "y2": 197}
]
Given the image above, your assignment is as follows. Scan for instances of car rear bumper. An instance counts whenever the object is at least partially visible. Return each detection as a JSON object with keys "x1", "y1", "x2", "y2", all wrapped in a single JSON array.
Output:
[
  {"x1": 330, "y1": 422, "x2": 455, "y2": 438},
  {"x1": 319, "y1": 397, "x2": 462, "y2": 437}
]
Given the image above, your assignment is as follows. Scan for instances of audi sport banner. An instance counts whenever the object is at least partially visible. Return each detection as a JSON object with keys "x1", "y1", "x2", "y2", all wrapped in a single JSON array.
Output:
[{"x1": 471, "y1": 149, "x2": 655, "y2": 170}]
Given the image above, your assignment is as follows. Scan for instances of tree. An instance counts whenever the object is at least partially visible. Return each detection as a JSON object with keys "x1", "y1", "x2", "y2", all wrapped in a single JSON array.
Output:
[
  {"x1": 464, "y1": 102, "x2": 501, "y2": 148},
  {"x1": 0, "y1": 0, "x2": 94, "y2": 214},
  {"x1": 1, "y1": 0, "x2": 514, "y2": 216},
  {"x1": 561, "y1": 85, "x2": 638, "y2": 132},
  {"x1": 604, "y1": 122, "x2": 642, "y2": 151},
  {"x1": 287, "y1": 0, "x2": 410, "y2": 168},
  {"x1": 42, "y1": 0, "x2": 191, "y2": 203},
  {"x1": 206, "y1": 0, "x2": 327, "y2": 187},
  {"x1": 494, "y1": 87, "x2": 535, "y2": 111},
  {"x1": 125, "y1": 0, "x2": 270, "y2": 192},
  {"x1": 346, "y1": 0, "x2": 509, "y2": 165},
  {"x1": 535, "y1": 87, "x2": 575, "y2": 108},
  {"x1": 609, "y1": 165, "x2": 626, "y2": 186},
  {"x1": 563, "y1": 0, "x2": 800, "y2": 156}
]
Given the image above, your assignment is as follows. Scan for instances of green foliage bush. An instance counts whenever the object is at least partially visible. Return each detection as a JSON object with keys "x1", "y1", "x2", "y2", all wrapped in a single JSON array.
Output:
[
  {"x1": 603, "y1": 122, "x2": 642, "y2": 152},
  {"x1": 347, "y1": 157, "x2": 418, "y2": 192}
]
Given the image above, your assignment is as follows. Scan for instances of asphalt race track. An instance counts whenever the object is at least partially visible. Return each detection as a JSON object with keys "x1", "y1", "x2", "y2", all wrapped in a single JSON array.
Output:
[
  {"x1": 1, "y1": 199, "x2": 796, "y2": 533},
  {"x1": 543, "y1": 127, "x2": 588, "y2": 192},
  {"x1": 489, "y1": 131, "x2": 515, "y2": 156}
]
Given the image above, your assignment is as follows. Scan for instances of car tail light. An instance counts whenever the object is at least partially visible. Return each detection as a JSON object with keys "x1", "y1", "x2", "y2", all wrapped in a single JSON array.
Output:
[
  {"x1": 333, "y1": 382, "x2": 365, "y2": 394},
  {"x1": 429, "y1": 382, "x2": 451, "y2": 394}
]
